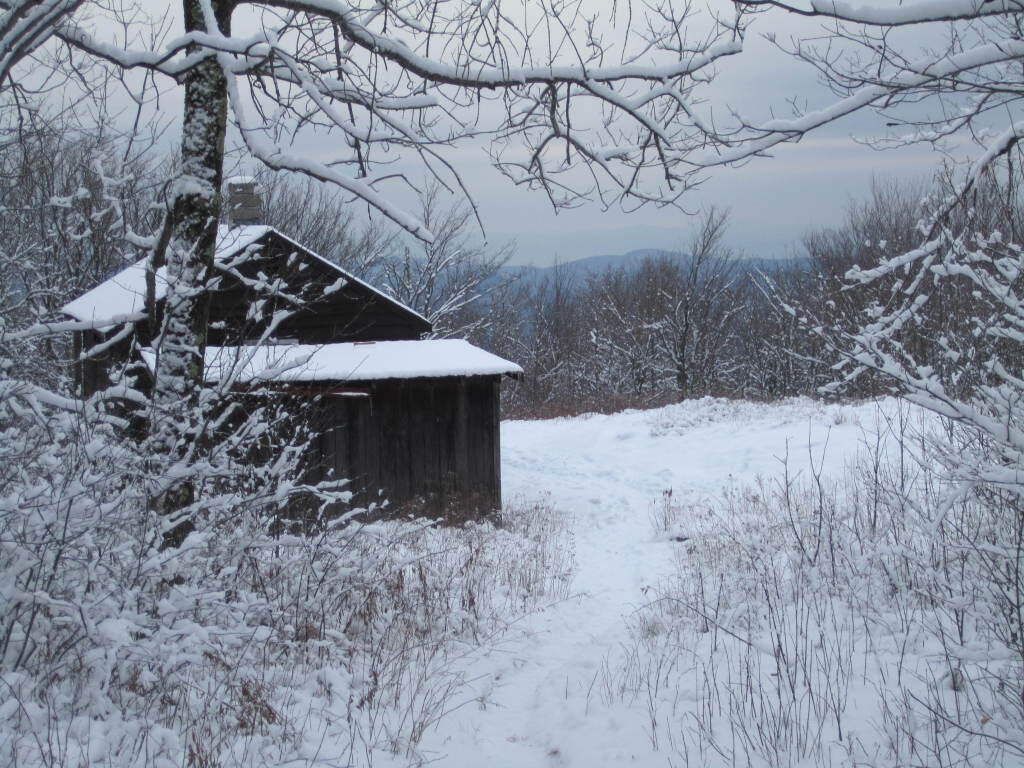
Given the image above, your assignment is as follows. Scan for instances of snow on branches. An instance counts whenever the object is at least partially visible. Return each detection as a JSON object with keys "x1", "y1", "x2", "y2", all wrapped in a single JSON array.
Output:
[
  {"x1": 14, "y1": 0, "x2": 753, "y2": 236},
  {"x1": 3, "y1": 0, "x2": 1024, "y2": 241}
]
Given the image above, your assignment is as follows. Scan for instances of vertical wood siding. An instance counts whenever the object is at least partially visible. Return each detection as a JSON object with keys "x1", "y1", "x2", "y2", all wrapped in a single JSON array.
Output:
[{"x1": 315, "y1": 375, "x2": 502, "y2": 517}]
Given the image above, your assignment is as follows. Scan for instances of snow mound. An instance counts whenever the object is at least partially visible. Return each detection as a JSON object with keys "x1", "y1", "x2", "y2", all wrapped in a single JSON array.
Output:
[{"x1": 646, "y1": 395, "x2": 863, "y2": 436}]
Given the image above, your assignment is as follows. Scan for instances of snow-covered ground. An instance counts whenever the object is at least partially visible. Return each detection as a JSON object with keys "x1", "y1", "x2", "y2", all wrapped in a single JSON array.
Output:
[{"x1": 414, "y1": 397, "x2": 898, "y2": 767}]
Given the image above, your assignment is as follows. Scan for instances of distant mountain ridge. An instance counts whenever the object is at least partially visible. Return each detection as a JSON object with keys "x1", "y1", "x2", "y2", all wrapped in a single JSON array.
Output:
[{"x1": 486, "y1": 248, "x2": 808, "y2": 293}]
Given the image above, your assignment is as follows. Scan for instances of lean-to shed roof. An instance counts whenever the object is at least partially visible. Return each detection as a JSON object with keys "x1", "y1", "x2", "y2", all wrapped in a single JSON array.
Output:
[{"x1": 140, "y1": 339, "x2": 522, "y2": 383}]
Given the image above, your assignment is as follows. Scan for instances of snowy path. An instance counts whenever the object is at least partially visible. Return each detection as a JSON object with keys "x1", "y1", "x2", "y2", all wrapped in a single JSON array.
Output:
[{"x1": 419, "y1": 398, "x2": 891, "y2": 767}]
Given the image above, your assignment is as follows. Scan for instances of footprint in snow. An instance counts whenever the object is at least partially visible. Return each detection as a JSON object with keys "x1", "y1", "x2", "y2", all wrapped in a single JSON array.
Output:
[{"x1": 545, "y1": 746, "x2": 567, "y2": 765}]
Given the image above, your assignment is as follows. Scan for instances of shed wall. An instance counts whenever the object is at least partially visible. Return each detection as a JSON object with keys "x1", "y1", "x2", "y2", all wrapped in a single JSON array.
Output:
[{"x1": 312, "y1": 376, "x2": 502, "y2": 517}]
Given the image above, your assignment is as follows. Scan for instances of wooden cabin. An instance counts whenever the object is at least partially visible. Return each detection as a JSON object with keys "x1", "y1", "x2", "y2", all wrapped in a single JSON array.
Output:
[{"x1": 60, "y1": 214, "x2": 521, "y2": 517}]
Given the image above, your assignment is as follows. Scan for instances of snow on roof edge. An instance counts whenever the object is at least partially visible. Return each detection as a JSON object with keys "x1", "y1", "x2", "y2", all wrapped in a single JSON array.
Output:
[
  {"x1": 60, "y1": 225, "x2": 272, "y2": 325},
  {"x1": 138, "y1": 339, "x2": 522, "y2": 384}
]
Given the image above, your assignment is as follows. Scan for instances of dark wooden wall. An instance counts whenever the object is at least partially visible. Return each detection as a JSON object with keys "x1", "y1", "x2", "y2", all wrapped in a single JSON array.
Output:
[
  {"x1": 74, "y1": 329, "x2": 134, "y2": 397},
  {"x1": 310, "y1": 375, "x2": 503, "y2": 517}
]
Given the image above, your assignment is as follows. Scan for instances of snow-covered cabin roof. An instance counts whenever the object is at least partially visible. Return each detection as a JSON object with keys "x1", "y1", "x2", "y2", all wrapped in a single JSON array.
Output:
[
  {"x1": 139, "y1": 339, "x2": 522, "y2": 384},
  {"x1": 60, "y1": 225, "x2": 427, "y2": 328}
]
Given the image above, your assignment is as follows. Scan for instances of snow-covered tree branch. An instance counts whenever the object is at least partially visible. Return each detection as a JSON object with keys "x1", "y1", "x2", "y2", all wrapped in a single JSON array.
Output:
[
  {"x1": 379, "y1": 185, "x2": 511, "y2": 339},
  {"x1": 11, "y1": 0, "x2": 755, "y2": 236}
]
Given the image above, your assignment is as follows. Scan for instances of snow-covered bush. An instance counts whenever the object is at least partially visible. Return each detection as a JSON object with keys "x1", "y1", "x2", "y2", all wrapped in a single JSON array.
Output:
[
  {"x1": 617, "y1": 406, "x2": 1024, "y2": 768},
  {"x1": 0, "y1": 351, "x2": 340, "y2": 765},
  {"x1": 607, "y1": 175, "x2": 1024, "y2": 767},
  {"x1": 0, "y1": 333, "x2": 576, "y2": 767}
]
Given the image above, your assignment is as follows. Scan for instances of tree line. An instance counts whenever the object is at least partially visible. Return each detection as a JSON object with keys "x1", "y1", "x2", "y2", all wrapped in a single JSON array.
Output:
[
  {"x1": 473, "y1": 174, "x2": 1024, "y2": 418},
  {"x1": 6, "y1": 119, "x2": 1019, "y2": 425}
]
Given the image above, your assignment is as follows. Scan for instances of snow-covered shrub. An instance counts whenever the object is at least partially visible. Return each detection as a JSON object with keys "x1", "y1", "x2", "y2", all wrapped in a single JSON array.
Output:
[
  {"x1": 0, "y1": 363, "x2": 342, "y2": 765},
  {"x1": 604, "y1": 177, "x2": 1024, "y2": 767},
  {"x1": 0, "y1": 342, "x2": 576, "y2": 766},
  {"x1": 618, "y1": 406, "x2": 1024, "y2": 768}
]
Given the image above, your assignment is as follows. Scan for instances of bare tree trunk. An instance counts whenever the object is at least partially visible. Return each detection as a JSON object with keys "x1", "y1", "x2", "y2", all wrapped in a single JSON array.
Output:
[{"x1": 149, "y1": 0, "x2": 231, "y2": 524}]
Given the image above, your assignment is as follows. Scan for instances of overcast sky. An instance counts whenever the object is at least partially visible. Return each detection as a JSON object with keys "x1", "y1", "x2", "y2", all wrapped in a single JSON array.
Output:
[
  {"x1": 113, "y1": 0, "x2": 953, "y2": 266},
  {"x1": 467, "y1": 132, "x2": 939, "y2": 265},
  {"x1": 370, "y1": 7, "x2": 948, "y2": 266},
  {"x1": 459, "y1": 12, "x2": 947, "y2": 265}
]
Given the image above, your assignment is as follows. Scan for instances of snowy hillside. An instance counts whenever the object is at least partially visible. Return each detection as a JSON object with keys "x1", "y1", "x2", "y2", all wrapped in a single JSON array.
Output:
[{"x1": 414, "y1": 397, "x2": 924, "y2": 767}]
